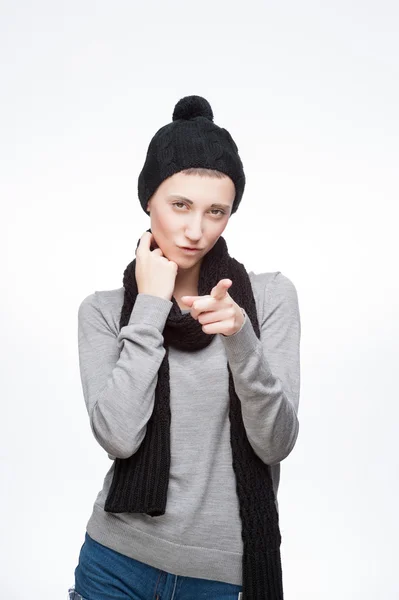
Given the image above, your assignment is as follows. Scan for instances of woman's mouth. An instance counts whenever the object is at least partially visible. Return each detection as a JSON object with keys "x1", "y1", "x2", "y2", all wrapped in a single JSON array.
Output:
[{"x1": 178, "y1": 246, "x2": 201, "y2": 254}]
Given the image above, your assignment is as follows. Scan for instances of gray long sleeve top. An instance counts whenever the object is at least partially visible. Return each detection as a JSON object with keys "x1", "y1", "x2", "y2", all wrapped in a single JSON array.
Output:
[{"x1": 77, "y1": 270, "x2": 301, "y2": 586}]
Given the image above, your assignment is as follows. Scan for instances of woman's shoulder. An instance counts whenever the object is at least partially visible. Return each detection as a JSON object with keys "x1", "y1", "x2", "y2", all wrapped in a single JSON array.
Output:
[
  {"x1": 248, "y1": 270, "x2": 299, "y2": 321},
  {"x1": 249, "y1": 270, "x2": 298, "y2": 297},
  {"x1": 78, "y1": 287, "x2": 125, "y2": 334},
  {"x1": 79, "y1": 287, "x2": 124, "y2": 307}
]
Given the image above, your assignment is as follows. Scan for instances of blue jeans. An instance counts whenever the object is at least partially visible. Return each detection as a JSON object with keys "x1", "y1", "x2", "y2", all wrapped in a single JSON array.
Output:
[{"x1": 69, "y1": 532, "x2": 243, "y2": 600}]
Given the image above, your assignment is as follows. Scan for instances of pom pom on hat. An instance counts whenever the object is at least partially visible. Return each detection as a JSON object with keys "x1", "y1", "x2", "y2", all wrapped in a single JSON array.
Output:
[{"x1": 172, "y1": 95, "x2": 214, "y2": 122}]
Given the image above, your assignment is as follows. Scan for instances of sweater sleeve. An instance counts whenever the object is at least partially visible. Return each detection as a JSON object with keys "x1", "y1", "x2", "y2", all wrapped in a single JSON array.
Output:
[
  {"x1": 220, "y1": 272, "x2": 301, "y2": 466},
  {"x1": 77, "y1": 292, "x2": 173, "y2": 459}
]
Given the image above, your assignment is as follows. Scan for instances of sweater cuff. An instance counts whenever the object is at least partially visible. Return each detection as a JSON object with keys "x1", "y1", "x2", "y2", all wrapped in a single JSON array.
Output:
[
  {"x1": 220, "y1": 310, "x2": 260, "y2": 362},
  {"x1": 127, "y1": 293, "x2": 173, "y2": 332}
]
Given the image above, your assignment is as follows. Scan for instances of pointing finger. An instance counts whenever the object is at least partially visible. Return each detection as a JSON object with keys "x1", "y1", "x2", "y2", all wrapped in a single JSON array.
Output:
[{"x1": 211, "y1": 279, "x2": 232, "y2": 300}]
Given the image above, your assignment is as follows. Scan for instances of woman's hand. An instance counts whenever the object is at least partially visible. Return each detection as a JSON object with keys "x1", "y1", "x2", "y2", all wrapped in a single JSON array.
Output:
[
  {"x1": 135, "y1": 231, "x2": 178, "y2": 301},
  {"x1": 181, "y1": 279, "x2": 245, "y2": 337}
]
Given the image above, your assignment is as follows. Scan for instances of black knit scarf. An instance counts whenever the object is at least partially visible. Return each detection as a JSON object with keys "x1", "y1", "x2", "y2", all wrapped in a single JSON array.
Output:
[{"x1": 104, "y1": 232, "x2": 284, "y2": 599}]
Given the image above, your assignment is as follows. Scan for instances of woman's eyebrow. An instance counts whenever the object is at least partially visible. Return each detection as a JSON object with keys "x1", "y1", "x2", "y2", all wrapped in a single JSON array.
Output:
[{"x1": 167, "y1": 194, "x2": 231, "y2": 210}]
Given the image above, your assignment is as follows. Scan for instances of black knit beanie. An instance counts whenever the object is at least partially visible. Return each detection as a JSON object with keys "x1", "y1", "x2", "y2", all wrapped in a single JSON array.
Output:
[{"x1": 137, "y1": 95, "x2": 246, "y2": 216}]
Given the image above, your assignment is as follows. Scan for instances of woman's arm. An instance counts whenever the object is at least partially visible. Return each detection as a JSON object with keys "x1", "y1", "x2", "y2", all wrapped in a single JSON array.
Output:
[
  {"x1": 78, "y1": 292, "x2": 173, "y2": 459},
  {"x1": 220, "y1": 272, "x2": 301, "y2": 466}
]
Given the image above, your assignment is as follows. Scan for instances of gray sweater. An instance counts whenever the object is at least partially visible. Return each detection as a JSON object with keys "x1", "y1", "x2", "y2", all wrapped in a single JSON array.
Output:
[{"x1": 77, "y1": 270, "x2": 301, "y2": 586}]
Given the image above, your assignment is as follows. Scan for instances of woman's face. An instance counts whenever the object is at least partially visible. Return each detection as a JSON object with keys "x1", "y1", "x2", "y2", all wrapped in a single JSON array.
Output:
[{"x1": 146, "y1": 171, "x2": 235, "y2": 270}]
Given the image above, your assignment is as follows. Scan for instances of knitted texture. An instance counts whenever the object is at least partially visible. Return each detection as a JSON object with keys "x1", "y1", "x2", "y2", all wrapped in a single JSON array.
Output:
[
  {"x1": 137, "y1": 95, "x2": 246, "y2": 216},
  {"x1": 104, "y1": 229, "x2": 284, "y2": 599}
]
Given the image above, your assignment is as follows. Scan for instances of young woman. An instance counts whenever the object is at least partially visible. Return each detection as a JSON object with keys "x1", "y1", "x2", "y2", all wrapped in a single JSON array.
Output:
[{"x1": 69, "y1": 95, "x2": 301, "y2": 600}]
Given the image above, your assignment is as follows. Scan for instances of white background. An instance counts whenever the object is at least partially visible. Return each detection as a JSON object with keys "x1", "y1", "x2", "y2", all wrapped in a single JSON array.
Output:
[{"x1": 1, "y1": 1, "x2": 398, "y2": 598}]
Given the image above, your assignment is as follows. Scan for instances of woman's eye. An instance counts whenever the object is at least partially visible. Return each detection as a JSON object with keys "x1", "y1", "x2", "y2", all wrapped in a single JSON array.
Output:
[{"x1": 173, "y1": 202, "x2": 224, "y2": 216}]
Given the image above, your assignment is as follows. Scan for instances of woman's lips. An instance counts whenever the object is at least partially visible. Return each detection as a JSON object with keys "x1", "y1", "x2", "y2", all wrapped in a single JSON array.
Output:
[{"x1": 178, "y1": 246, "x2": 201, "y2": 253}]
